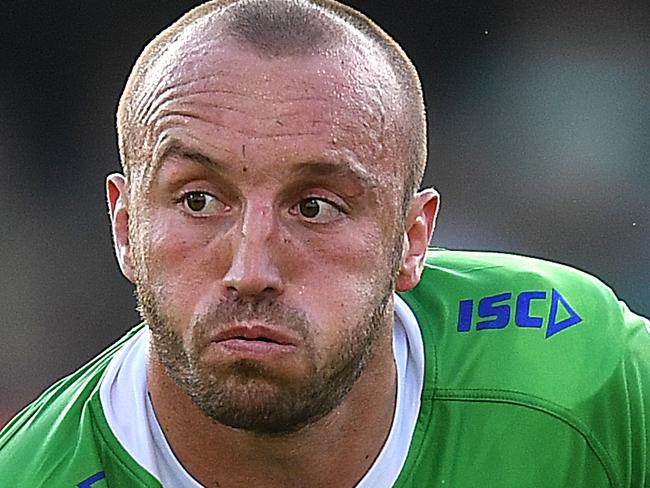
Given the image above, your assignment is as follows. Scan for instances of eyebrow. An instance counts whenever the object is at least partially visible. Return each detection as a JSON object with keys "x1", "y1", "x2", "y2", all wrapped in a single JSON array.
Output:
[
  {"x1": 152, "y1": 141, "x2": 230, "y2": 176},
  {"x1": 151, "y1": 139, "x2": 380, "y2": 190},
  {"x1": 291, "y1": 160, "x2": 379, "y2": 190}
]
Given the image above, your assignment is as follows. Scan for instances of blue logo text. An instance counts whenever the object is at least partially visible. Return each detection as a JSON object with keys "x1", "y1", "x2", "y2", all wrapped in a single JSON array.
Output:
[{"x1": 457, "y1": 289, "x2": 582, "y2": 338}]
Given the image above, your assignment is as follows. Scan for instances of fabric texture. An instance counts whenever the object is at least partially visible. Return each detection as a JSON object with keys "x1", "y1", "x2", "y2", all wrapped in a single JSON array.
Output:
[{"x1": 1, "y1": 249, "x2": 648, "y2": 487}]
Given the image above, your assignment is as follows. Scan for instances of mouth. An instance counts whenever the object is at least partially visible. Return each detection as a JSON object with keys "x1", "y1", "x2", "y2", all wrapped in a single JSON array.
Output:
[
  {"x1": 213, "y1": 325, "x2": 295, "y2": 345},
  {"x1": 209, "y1": 325, "x2": 297, "y2": 356}
]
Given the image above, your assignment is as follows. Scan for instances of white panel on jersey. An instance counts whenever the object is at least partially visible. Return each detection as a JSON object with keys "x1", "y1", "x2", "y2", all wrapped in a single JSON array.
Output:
[
  {"x1": 99, "y1": 293, "x2": 425, "y2": 487},
  {"x1": 100, "y1": 328, "x2": 202, "y2": 487},
  {"x1": 355, "y1": 294, "x2": 425, "y2": 487}
]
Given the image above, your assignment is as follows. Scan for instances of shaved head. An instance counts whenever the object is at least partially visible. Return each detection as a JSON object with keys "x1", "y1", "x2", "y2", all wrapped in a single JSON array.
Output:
[{"x1": 116, "y1": 0, "x2": 427, "y2": 210}]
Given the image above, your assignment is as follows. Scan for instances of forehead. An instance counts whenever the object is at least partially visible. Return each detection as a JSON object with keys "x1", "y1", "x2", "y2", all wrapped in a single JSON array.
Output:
[
  {"x1": 141, "y1": 33, "x2": 390, "y2": 122},
  {"x1": 136, "y1": 33, "x2": 403, "y2": 187}
]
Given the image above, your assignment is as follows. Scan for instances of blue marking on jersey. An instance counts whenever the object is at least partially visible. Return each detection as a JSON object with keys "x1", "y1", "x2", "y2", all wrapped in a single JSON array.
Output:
[
  {"x1": 457, "y1": 299, "x2": 473, "y2": 332},
  {"x1": 78, "y1": 471, "x2": 106, "y2": 488},
  {"x1": 546, "y1": 289, "x2": 583, "y2": 338},
  {"x1": 476, "y1": 293, "x2": 512, "y2": 330},
  {"x1": 456, "y1": 289, "x2": 583, "y2": 338},
  {"x1": 515, "y1": 291, "x2": 547, "y2": 328}
]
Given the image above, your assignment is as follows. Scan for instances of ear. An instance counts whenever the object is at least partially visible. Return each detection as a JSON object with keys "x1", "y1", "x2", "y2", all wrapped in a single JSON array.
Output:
[
  {"x1": 395, "y1": 188, "x2": 440, "y2": 292},
  {"x1": 106, "y1": 173, "x2": 135, "y2": 283}
]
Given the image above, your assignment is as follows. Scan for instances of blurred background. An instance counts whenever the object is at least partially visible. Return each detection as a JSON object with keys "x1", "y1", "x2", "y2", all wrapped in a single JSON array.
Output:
[{"x1": 0, "y1": 0, "x2": 648, "y2": 426}]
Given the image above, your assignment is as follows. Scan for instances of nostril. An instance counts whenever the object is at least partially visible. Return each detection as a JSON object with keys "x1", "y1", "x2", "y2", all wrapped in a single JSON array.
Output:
[{"x1": 223, "y1": 284, "x2": 282, "y2": 299}]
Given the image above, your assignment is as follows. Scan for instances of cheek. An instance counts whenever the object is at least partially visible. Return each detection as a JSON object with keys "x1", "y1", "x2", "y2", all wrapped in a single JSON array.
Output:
[
  {"x1": 290, "y1": 225, "x2": 379, "y2": 276},
  {"x1": 139, "y1": 212, "x2": 232, "y2": 314},
  {"x1": 286, "y1": 224, "x2": 393, "y2": 322}
]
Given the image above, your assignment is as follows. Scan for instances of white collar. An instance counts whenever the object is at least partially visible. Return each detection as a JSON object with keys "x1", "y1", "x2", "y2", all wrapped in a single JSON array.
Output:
[{"x1": 99, "y1": 294, "x2": 425, "y2": 487}]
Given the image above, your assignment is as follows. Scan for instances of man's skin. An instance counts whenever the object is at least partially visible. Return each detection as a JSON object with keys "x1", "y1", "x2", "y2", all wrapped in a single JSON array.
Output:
[{"x1": 107, "y1": 35, "x2": 439, "y2": 487}]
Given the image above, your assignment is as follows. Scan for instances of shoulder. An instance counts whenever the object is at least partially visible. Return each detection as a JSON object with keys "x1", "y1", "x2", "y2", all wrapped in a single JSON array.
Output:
[
  {"x1": 0, "y1": 325, "x2": 146, "y2": 486},
  {"x1": 404, "y1": 248, "x2": 645, "y2": 346},
  {"x1": 398, "y1": 249, "x2": 650, "y2": 485},
  {"x1": 400, "y1": 248, "x2": 650, "y2": 394}
]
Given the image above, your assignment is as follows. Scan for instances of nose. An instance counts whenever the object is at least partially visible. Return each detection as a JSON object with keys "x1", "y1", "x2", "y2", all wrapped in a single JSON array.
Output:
[{"x1": 222, "y1": 202, "x2": 284, "y2": 298}]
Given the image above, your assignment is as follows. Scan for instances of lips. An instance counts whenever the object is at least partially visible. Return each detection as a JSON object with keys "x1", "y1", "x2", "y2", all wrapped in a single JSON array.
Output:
[{"x1": 212, "y1": 325, "x2": 296, "y2": 346}]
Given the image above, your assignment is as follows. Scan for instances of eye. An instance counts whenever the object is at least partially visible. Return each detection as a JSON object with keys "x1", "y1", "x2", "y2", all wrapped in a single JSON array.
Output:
[
  {"x1": 292, "y1": 197, "x2": 343, "y2": 224},
  {"x1": 179, "y1": 191, "x2": 225, "y2": 216}
]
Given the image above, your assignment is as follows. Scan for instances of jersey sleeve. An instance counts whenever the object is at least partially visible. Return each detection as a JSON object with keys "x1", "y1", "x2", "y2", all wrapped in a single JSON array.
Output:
[
  {"x1": 0, "y1": 324, "x2": 161, "y2": 487},
  {"x1": 399, "y1": 249, "x2": 650, "y2": 487}
]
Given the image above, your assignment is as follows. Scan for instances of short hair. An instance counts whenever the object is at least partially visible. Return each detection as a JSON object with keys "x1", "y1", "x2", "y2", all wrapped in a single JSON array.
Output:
[{"x1": 117, "y1": 0, "x2": 426, "y2": 208}]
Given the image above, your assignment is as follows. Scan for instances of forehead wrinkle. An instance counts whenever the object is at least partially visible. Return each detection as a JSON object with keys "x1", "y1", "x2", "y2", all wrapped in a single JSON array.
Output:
[
  {"x1": 132, "y1": 42, "x2": 399, "y2": 181},
  {"x1": 136, "y1": 46, "x2": 392, "y2": 140},
  {"x1": 140, "y1": 85, "x2": 237, "y2": 126},
  {"x1": 149, "y1": 95, "x2": 332, "y2": 126},
  {"x1": 149, "y1": 78, "x2": 337, "y2": 111},
  {"x1": 143, "y1": 86, "x2": 259, "y2": 127},
  {"x1": 133, "y1": 27, "x2": 233, "y2": 119},
  {"x1": 137, "y1": 54, "x2": 338, "y2": 127},
  {"x1": 137, "y1": 43, "x2": 375, "y2": 127},
  {"x1": 153, "y1": 113, "x2": 327, "y2": 145},
  {"x1": 146, "y1": 95, "x2": 250, "y2": 128},
  {"x1": 143, "y1": 80, "x2": 339, "y2": 131}
]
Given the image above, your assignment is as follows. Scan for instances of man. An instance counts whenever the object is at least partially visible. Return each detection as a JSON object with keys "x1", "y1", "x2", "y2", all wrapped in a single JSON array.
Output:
[{"x1": 0, "y1": 0, "x2": 648, "y2": 486}]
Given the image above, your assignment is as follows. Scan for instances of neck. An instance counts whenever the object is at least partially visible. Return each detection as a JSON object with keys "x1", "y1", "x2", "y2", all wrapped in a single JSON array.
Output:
[{"x1": 147, "y1": 331, "x2": 397, "y2": 488}]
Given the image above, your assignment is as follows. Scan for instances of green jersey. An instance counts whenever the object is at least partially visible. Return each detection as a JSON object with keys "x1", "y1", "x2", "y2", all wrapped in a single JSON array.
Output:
[{"x1": 1, "y1": 250, "x2": 648, "y2": 487}]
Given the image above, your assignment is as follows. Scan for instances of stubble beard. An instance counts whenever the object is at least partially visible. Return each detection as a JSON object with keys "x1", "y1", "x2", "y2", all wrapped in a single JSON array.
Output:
[{"x1": 135, "y1": 270, "x2": 395, "y2": 436}]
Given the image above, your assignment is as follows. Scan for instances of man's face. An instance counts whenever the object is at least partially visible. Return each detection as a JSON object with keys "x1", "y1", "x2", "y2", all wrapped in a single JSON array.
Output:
[{"x1": 129, "y1": 42, "x2": 406, "y2": 434}]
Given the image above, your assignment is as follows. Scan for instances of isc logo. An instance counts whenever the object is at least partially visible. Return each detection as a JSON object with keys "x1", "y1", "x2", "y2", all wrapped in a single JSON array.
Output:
[{"x1": 457, "y1": 289, "x2": 583, "y2": 339}]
